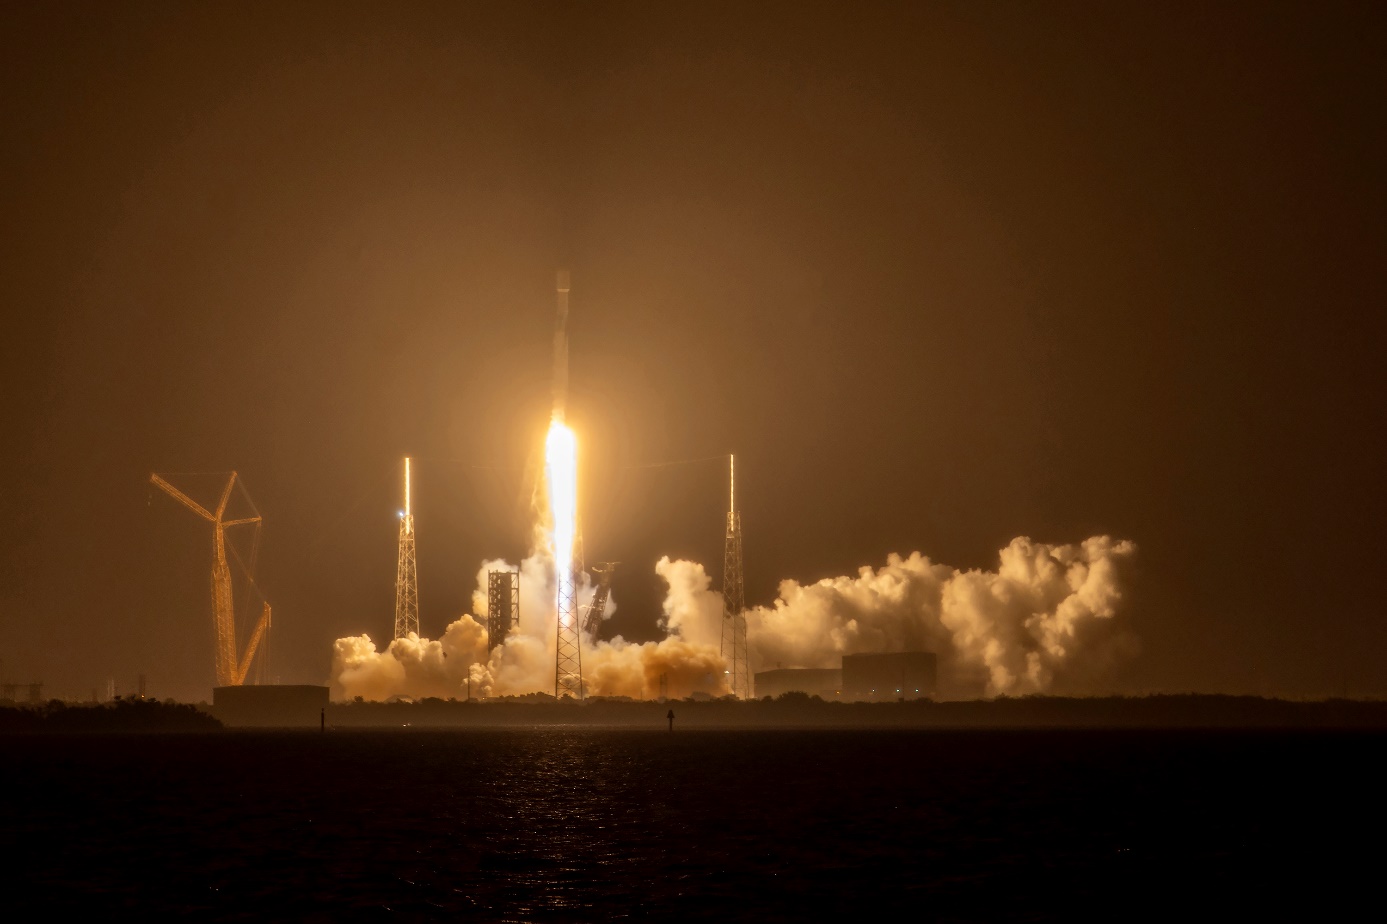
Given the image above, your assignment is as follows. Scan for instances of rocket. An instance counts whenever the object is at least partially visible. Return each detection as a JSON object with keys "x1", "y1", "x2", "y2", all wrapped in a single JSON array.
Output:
[{"x1": 553, "y1": 270, "x2": 570, "y2": 422}]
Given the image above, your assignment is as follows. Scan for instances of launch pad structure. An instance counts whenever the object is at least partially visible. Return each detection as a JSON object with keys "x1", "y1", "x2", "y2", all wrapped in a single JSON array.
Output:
[
  {"x1": 582, "y1": 562, "x2": 618, "y2": 637},
  {"x1": 487, "y1": 570, "x2": 520, "y2": 650},
  {"x1": 555, "y1": 568, "x2": 583, "y2": 699},
  {"x1": 549, "y1": 269, "x2": 586, "y2": 700},
  {"x1": 394, "y1": 456, "x2": 420, "y2": 640},
  {"x1": 722, "y1": 455, "x2": 751, "y2": 699}
]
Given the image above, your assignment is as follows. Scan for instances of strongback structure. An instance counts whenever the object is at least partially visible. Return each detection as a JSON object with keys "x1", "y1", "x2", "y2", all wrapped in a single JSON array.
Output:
[
  {"x1": 582, "y1": 562, "x2": 618, "y2": 637},
  {"x1": 394, "y1": 457, "x2": 420, "y2": 640},
  {"x1": 487, "y1": 570, "x2": 519, "y2": 650},
  {"x1": 721, "y1": 455, "x2": 751, "y2": 698}
]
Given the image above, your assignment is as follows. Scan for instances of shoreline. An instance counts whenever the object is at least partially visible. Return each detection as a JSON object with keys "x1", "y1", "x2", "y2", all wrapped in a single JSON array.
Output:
[{"x1": 8, "y1": 694, "x2": 1387, "y2": 732}]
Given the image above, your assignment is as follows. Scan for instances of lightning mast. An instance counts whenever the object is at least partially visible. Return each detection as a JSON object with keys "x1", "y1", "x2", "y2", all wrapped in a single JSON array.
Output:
[
  {"x1": 149, "y1": 471, "x2": 271, "y2": 688},
  {"x1": 394, "y1": 456, "x2": 420, "y2": 639},
  {"x1": 721, "y1": 454, "x2": 751, "y2": 698},
  {"x1": 551, "y1": 270, "x2": 584, "y2": 700}
]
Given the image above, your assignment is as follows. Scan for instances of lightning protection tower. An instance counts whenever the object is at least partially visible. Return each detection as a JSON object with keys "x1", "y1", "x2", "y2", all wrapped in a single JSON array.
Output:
[
  {"x1": 394, "y1": 456, "x2": 420, "y2": 640},
  {"x1": 555, "y1": 569, "x2": 583, "y2": 699},
  {"x1": 721, "y1": 454, "x2": 751, "y2": 699}
]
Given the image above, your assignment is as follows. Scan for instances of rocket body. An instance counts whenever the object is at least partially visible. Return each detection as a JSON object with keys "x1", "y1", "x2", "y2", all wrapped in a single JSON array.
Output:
[{"x1": 553, "y1": 270, "x2": 570, "y2": 421}]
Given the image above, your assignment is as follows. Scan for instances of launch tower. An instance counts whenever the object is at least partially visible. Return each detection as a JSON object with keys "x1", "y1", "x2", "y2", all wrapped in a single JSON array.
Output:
[
  {"x1": 487, "y1": 570, "x2": 519, "y2": 650},
  {"x1": 555, "y1": 567, "x2": 583, "y2": 699},
  {"x1": 551, "y1": 270, "x2": 584, "y2": 699},
  {"x1": 721, "y1": 454, "x2": 751, "y2": 698},
  {"x1": 394, "y1": 456, "x2": 420, "y2": 639}
]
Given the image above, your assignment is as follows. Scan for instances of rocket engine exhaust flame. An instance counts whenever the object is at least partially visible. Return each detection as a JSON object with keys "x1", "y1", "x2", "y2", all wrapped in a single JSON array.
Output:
[
  {"x1": 545, "y1": 271, "x2": 578, "y2": 626},
  {"x1": 545, "y1": 421, "x2": 577, "y2": 586}
]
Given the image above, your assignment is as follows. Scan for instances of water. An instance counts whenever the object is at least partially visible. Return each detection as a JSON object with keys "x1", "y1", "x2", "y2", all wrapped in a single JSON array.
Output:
[{"x1": 4, "y1": 728, "x2": 1381, "y2": 919}]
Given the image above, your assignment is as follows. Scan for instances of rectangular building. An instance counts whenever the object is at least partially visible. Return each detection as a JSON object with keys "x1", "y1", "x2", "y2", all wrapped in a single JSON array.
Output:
[
  {"x1": 841, "y1": 652, "x2": 937, "y2": 701},
  {"x1": 212, "y1": 685, "x2": 329, "y2": 727}
]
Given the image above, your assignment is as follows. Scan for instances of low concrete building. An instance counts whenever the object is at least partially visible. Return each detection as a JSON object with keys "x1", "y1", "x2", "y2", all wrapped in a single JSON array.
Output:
[
  {"x1": 841, "y1": 652, "x2": 937, "y2": 701},
  {"x1": 212, "y1": 685, "x2": 329, "y2": 727},
  {"x1": 753, "y1": 668, "x2": 842, "y2": 700}
]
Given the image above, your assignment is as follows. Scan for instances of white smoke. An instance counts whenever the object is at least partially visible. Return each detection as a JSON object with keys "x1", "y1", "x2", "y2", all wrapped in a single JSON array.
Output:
[
  {"x1": 747, "y1": 536, "x2": 1137, "y2": 695},
  {"x1": 330, "y1": 549, "x2": 731, "y2": 702},
  {"x1": 330, "y1": 536, "x2": 1136, "y2": 701}
]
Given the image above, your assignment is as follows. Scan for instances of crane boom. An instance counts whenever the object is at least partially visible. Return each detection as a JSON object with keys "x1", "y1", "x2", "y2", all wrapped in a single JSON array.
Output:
[
  {"x1": 150, "y1": 474, "x2": 215, "y2": 522},
  {"x1": 150, "y1": 471, "x2": 270, "y2": 689},
  {"x1": 234, "y1": 602, "x2": 271, "y2": 685}
]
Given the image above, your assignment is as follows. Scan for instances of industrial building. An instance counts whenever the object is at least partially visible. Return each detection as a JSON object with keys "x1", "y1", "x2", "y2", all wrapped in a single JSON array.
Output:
[
  {"x1": 753, "y1": 668, "x2": 841, "y2": 700},
  {"x1": 212, "y1": 685, "x2": 328, "y2": 727},
  {"x1": 841, "y1": 652, "x2": 937, "y2": 701}
]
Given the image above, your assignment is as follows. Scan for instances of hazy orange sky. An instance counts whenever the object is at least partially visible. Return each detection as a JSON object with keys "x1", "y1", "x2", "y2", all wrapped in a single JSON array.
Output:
[{"x1": 1, "y1": 2, "x2": 1383, "y2": 700}]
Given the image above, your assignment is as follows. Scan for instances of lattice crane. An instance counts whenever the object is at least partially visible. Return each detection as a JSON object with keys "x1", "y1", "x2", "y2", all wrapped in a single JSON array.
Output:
[{"x1": 150, "y1": 471, "x2": 271, "y2": 687}]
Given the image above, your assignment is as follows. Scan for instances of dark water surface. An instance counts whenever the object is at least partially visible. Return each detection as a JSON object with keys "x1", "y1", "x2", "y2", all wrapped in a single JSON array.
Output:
[{"x1": 4, "y1": 728, "x2": 1381, "y2": 920}]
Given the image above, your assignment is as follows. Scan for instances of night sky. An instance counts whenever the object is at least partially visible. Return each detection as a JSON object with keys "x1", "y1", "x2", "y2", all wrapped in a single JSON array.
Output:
[{"x1": 2, "y1": 2, "x2": 1383, "y2": 701}]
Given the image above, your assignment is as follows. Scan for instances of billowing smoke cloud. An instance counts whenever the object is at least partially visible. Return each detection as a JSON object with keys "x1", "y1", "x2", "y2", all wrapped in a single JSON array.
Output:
[
  {"x1": 330, "y1": 536, "x2": 1136, "y2": 701},
  {"x1": 747, "y1": 536, "x2": 1137, "y2": 695},
  {"x1": 330, "y1": 549, "x2": 733, "y2": 702}
]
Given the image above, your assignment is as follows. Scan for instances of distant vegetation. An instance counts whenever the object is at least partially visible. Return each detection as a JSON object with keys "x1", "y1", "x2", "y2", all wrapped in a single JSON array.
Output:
[
  {"x1": 8, "y1": 694, "x2": 1383, "y2": 733},
  {"x1": 0, "y1": 698, "x2": 222, "y2": 733},
  {"x1": 323, "y1": 694, "x2": 1387, "y2": 730}
]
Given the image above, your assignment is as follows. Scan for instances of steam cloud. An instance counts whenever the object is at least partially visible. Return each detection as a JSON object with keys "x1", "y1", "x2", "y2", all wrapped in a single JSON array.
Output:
[{"x1": 330, "y1": 536, "x2": 1136, "y2": 701}]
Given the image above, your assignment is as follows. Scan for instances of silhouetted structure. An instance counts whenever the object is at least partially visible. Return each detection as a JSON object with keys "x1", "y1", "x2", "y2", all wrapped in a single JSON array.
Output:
[
  {"x1": 842, "y1": 652, "x2": 937, "y2": 701},
  {"x1": 212, "y1": 685, "x2": 329, "y2": 727},
  {"x1": 1, "y1": 681, "x2": 43, "y2": 704}
]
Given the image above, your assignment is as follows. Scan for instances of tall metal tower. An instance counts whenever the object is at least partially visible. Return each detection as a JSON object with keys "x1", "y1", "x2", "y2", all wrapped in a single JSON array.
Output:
[
  {"x1": 487, "y1": 570, "x2": 519, "y2": 651},
  {"x1": 394, "y1": 456, "x2": 420, "y2": 640},
  {"x1": 555, "y1": 567, "x2": 583, "y2": 699},
  {"x1": 721, "y1": 454, "x2": 751, "y2": 698},
  {"x1": 551, "y1": 269, "x2": 584, "y2": 700}
]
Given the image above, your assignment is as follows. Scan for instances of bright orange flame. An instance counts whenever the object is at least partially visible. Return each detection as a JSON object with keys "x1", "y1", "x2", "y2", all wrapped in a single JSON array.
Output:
[{"x1": 545, "y1": 417, "x2": 577, "y2": 613}]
